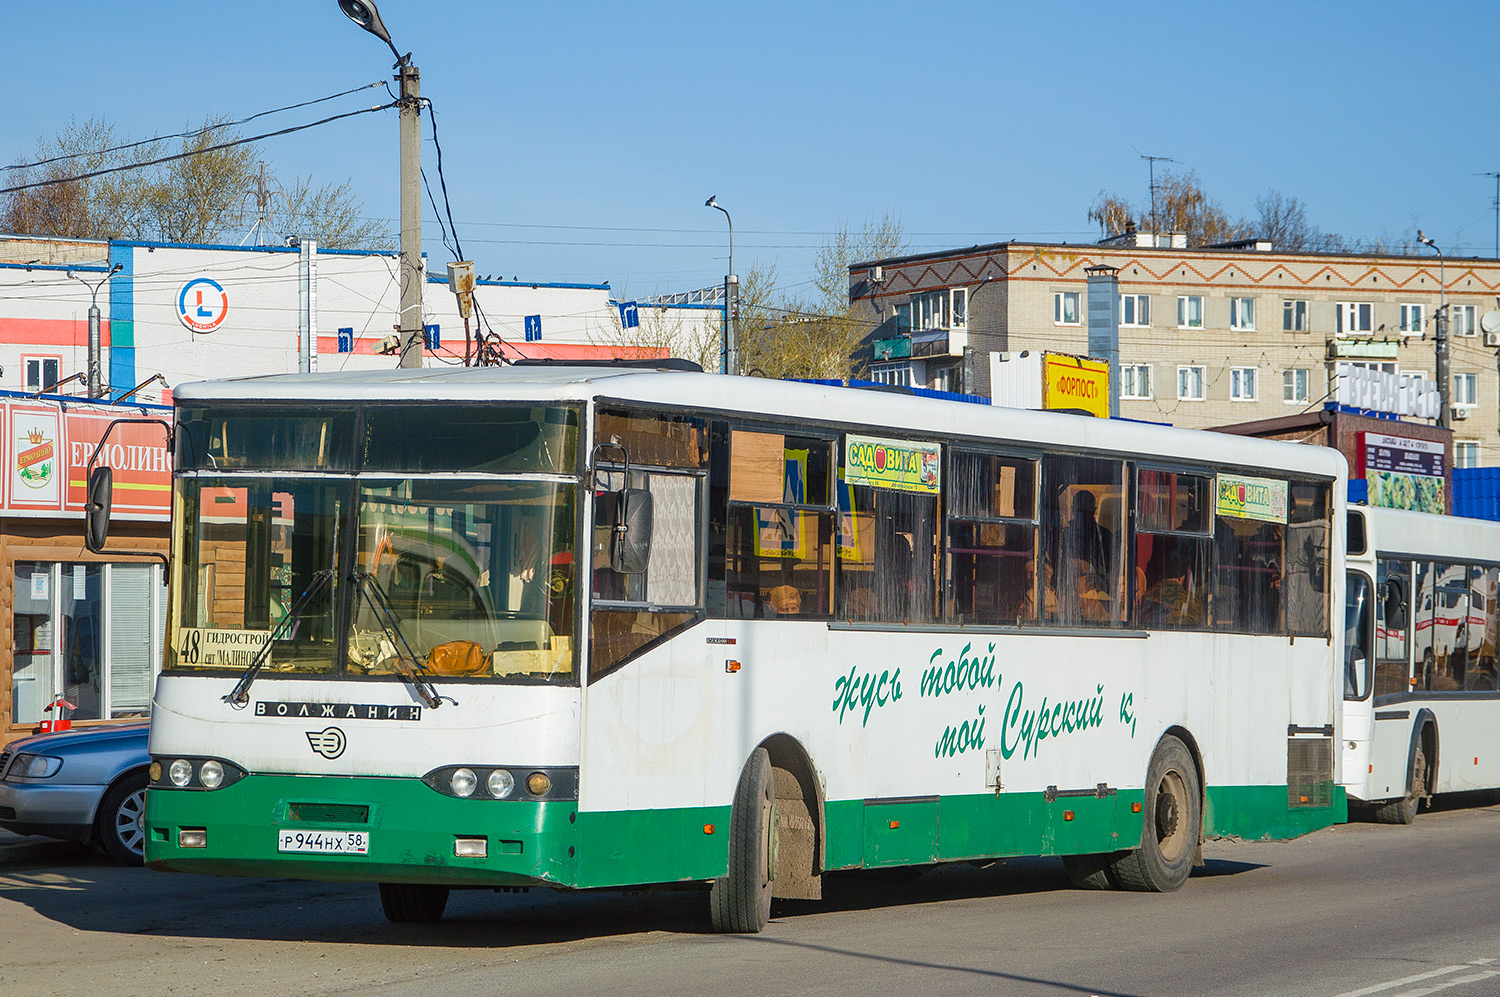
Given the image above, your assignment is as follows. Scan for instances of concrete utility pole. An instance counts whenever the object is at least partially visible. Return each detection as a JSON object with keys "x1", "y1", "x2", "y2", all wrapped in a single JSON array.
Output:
[
  {"x1": 396, "y1": 60, "x2": 423, "y2": 368},
  {"x1": 69, "y1": 264, "x2": 122, "y2": 398},
  {"x1": 339, "y1": 0, "x2": 424, "y2": 368},
  {"x1": 1418, "y1": 231, "x2": 1450, "y2": 429}
]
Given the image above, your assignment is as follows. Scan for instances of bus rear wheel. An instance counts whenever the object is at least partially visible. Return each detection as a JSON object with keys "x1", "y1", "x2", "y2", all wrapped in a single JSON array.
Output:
[
  {"x1": 1374, "y1": 739, "x2": 1427, "y2": 825},
  {"x1": 710, "y1": 747, "x2": 777, "y2": 933},
  {"x1": 379, "y1": 882, "x2": 450, "y2": 923},
  {"x1": 1111, "y1": 736, "x2": 1199, "y2": 893}
]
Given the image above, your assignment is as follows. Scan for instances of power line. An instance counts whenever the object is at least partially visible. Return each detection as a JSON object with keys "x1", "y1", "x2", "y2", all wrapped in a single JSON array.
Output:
[
  {"x1": 0, "y1": 102, "x2": 398, "y2": 197},
  {"x1": 2, "y1": 82, "x2": 387, "y2": 175}
]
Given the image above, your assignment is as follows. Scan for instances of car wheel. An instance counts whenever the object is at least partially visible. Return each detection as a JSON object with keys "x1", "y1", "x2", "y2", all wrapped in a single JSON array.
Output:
[{"x1": 98, "y1": 770, "x2": 148, "y2": 865}]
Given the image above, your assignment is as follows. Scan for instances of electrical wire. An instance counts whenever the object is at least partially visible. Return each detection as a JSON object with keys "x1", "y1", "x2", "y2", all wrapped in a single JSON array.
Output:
[
  {"x1": 422, "y1": 99, "x2": 464, "y2": 263},
  {"x1": 0, "y1": 103, "x2": 398, "y2": 197},
  {"x1": 2, "y1": 82, "x2": 387, "y2": 174}
]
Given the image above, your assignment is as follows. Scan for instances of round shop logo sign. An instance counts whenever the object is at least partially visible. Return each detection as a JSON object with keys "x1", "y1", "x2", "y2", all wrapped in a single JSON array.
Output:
[{"x1": 177, "y1": 277, "x2": 229, "y2": 333}]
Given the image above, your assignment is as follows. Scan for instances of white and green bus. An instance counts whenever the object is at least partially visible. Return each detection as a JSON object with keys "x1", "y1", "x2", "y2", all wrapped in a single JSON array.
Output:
[
  {"x1": 136, "y1": 364, "x2": 1346, "y2": 932},
  {"x1": 1342, "y1": 505, "x2": 1500, "y2": 823}
]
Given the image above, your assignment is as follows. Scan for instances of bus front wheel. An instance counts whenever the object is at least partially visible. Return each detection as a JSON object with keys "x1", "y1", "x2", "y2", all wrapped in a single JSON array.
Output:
[
  {"x1": 1373, "y1": 739, "x2": 1427, "y2": 825},
  {"x1": 710, "y1": 747, "x2": 777, "y2": 933},
  {"x1": 1111, "y1": 736, "x2": 1199, "y2": 892},
  {"x1": 379, "y1": 882, "x2": 450, "y2": 923}
]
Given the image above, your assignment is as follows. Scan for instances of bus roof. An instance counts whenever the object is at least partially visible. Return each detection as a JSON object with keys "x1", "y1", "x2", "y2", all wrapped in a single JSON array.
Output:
[
  {"x1": 1359, "y1": 506, "x2": 1500, "y2": 562},
  {"x1": 175, "y1": 365, "x2": 1347, "y2": 479}
]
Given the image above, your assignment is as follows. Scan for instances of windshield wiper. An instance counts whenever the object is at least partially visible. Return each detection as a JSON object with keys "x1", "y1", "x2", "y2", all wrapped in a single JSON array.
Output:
[
  {"x1": 224, "y1": 569, "x2": 334, "y2": 707},
  {"x1": 349, "y1": 569, "x2": 448, "y2": 709}
]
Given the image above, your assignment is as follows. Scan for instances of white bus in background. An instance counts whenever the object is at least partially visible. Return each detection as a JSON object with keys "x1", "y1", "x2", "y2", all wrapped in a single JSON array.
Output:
[
  {"x1": 124, "y1": 364, "x2": 1346, "y2": 933},
  {"x1": 1343, "y1": 506, "x2": 1500, "y2": 823}
]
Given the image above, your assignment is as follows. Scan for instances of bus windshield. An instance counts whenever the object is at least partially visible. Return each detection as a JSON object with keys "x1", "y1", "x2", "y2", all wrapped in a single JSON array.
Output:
[{"x1": 169, "y1": 477, "x2": 577, "y2": 684}]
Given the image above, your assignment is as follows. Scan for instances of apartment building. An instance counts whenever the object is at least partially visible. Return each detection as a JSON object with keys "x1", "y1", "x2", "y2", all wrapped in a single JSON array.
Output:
[{"x1": 850, "y1": 235, "x2": 1500, "y2": 467}]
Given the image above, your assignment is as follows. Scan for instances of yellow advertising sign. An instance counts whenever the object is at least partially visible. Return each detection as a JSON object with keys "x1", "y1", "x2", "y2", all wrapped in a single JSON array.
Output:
[
  {"x1": 845, "y1": 434, "x2": 941, "y2": 494},
  {"x1": 1216, "y1": 474, "x2": 1288, "y2": 524},
  {"x1": 1042, "y1": 353, "x2": 1110, "y2": 418}
]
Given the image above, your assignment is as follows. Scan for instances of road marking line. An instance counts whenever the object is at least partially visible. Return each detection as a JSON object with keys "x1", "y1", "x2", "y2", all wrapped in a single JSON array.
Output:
[
  {"x1": 1331, "y1": 966, "x2": 1471, "y2": 997},
  {"x1": 1394, "y1": 969, "x2": 1500, "y2": 996}
]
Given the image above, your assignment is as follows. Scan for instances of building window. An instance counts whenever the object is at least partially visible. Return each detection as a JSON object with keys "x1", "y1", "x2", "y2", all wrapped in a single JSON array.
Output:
[
  {"x1": 1399, "y1": 303, "x2": 1425, "y2": 336},
  {"x1": 1283, "y1": 300, "x2": 1309, "y2": 332},
  {"x1": 913, "y1": 290, "x2": 949, "y2": 331},
  {"x1": 951, "y1": 288, "x2": 967, "y2": 329},
  {"x1": 1336, "y1": 302, "x2": 1374, "y2": 336},
  {"x1": 1283, "y1": 368, "x2": 1310, "y2": 403},
  {"x1": 1121, "y1": 294, "x2": 1150, "y2": 327},
  {"x1": 1454, "y1": 372, "x2": 1478, "y2": 407},
  {"x1": 1177, "y1": 295, "x2": 1204, "y2": 329},
  {"x1": 1456, "y1": 441, "x2": 1481, "y2": 469},
  {"x1": 1230, "y1": 297, "x2": 1255, "y2": 331},
  {"x1": 1229, "y1": 367, "x2": 1257, "y2": 400},
  {"x1": 893, "y1": 302, "x2": 912, "y2": 337},
  {"x1": 13, "y1": 562, "x2": 166, "y2": 725},
  {"x1": 1054, "y1": 291, "x2": 1080, "y2": 325},
  {"x1": 1177, "y1": 365, "x2": 1206, "y2": 401},
  {"x1": 1452, "y1": 304, "x2": 1477, "y2": 337},
  {"x1": 1121, "y1": 363, "x2": 1152, "y2": 400},
  {"x1": 23, "y1": 356, "x2": 61, "y2": 393},
  {"x1": 870, "y1": 364, "x2": 912, "y2": 387}
]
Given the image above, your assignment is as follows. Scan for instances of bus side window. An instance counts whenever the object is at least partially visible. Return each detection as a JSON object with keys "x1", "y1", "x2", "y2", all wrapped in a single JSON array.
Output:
[
  {"x1": 1043, "y1": 455, "x2": 1126, "y2": 626},
  {"x1": 943, "y1": 451, "x2": 1038, "y2": 626},
  {"x1": 1373, "y1": 559, "x2": 1411, "y2": 698},
  {"x1": 1468, "y1": 566, "x2": 1500, "y2": 692}
]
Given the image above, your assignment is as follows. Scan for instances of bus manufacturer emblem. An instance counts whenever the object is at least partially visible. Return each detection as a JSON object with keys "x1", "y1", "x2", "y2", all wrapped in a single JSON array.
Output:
[{"x1": 306, "y1": 727, "x2": 347, "y2": 759}]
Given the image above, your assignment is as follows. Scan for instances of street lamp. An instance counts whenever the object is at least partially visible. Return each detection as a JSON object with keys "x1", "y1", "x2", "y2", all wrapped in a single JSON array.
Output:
[
  {"x1": 339, "y1": 0, "x2": 424, "y2": 369},
  {"x1": 68, "y1": 263, "x2": 122, "y2": 398},
  {"x1": 706, "y1": 195, "x2": 737, "y2": 375},
  {"x1": 1417, "y1": 230, "x2": 1450, "y2": 429}
]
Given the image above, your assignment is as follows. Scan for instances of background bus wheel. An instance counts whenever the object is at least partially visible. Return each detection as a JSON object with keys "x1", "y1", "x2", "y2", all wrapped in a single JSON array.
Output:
[
  {"x1": 710, "y1": 747, "x2": 776, "y2": 933},
  {"x1": 1062, "y1": 852, "x2": 1120, "y2": 890},
  {"x1": 1374, "y1": 740, "x2": 1426, "y2": 825},
  {"x1": 1111, "y1": 736, "x2": 1200, "y2": 893},
  {"x1": 98, "y1": 770, "x2": 148, "y2": 866},
  {"x1": 379, "y1": 883, "x2": 450, "y2": 923}
]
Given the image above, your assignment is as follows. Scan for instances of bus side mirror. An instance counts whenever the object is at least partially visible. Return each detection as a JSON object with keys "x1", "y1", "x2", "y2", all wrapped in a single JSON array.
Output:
[
  {"x1": 1385, "y1": 579, "x2": 1408, "y2": 630},
  {"x1": 85, "y1": 465, "x2": 113, "y2": 553},
  {"x1": 610, "y1": 488, "x2": 653, "y2": 574}
]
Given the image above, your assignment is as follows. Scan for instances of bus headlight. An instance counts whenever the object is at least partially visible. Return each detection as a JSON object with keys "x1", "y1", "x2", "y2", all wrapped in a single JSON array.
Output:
[
  {"x1": 199, "y1": 759, "x2": 225, "y2": 789},
  {"x1": 450, "y1": 768, "x2": 478, "y2": 798},
  {"x1": 487, "y1": 769, "x2": 515, "y2": 799},
  {"x1": 169, "y1": 759, "x2": 193, "y2": 787}
]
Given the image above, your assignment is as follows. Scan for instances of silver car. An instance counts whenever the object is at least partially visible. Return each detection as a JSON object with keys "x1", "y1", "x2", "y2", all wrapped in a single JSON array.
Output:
[{"x1": 0, "y1": 723, "x2": 150, "y2": 864}]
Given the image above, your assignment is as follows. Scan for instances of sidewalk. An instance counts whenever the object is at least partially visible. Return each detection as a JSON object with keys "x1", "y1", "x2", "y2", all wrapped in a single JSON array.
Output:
[{"x1": 0, "y1": 828, "x2": 88, "y2": 865}]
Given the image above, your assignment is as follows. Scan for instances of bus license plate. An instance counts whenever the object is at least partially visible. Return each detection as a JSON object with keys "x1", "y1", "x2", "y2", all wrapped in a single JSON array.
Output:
[{"x1": 277, "y1": 830, "x2": 369, "y2": 855}]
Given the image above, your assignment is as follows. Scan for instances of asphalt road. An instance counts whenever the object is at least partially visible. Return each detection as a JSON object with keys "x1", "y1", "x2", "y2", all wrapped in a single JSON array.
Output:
[{"x1": 1, "y1": 796, "x2": 1497, "y2": 997}]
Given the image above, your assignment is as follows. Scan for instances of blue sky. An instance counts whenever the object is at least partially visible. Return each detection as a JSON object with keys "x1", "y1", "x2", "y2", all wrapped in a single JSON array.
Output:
[{"x1": 6, "y1": 2, "x2": 1499, "y2": 297}]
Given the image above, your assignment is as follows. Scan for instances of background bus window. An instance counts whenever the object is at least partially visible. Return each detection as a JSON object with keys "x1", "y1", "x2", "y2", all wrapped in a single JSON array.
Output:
[
  {"x1": 1374, "y1": 558, "x2": 1411, "y2": 697},
  {"x1": 1344, "y1": 572, "x2": 1373, "y2": 699},
  {"x1": 1418, "y1": 561, "x2": 1472, "y2": 691},
  {"x1": 1285, "y1": 481, "x2": 1331, "y2": 636},
  {"x1": 1468, "y1": 566, "x2": 1499, "y2": 691},
  {"x1": 945, "y1": 452, "x2": 1038, "y2": 625},
  {"x1": 1134, "y1": 470, "x2": 1211, "y2": 630},
  {"x1": 1412, "y1": 560, "x2": 1436, "y2": 690},
  {"x1": 723, "y1": 430, "x2": 834, "y2": 620},
  {"x1": 1044, "y1": 456, "x2": 1125, "y2": 625}
]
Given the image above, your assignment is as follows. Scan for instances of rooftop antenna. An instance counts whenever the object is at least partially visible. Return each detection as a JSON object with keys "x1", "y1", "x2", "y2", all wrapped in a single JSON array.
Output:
[
  {"x1": 1478, "y1": 171, "x2": 1500, "y2": 259},
  {"x1": 1141, "y1": 154, "x2": 1177, "y2": 242}
]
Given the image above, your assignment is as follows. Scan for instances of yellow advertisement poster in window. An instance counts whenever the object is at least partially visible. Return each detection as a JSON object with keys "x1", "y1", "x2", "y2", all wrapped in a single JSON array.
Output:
[
  {"x1": 844, "y1": 435, "x2": 940, "y2": 494},
  {"x1": 1216, "y1": 474, "x2": 1288, "y2": 524}
]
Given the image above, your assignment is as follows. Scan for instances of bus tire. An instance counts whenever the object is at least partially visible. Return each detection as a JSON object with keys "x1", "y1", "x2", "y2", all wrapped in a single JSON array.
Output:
[
  {"x1": 378, "y1": 882, "x2": 449, "y2": 923},
  {"x1": 1373, "y1": 739, "x2": 1426, "y2": 825},
  {"x1": 1110, "y1": 736, "x2": 1199, "y2": 893},
  {"x1": 1062, "y1": 852, "x2": 1120, "y2": 890},
  {"x1": 710, "y1": 747, "x2": 776, "y2": 933},
  {"x1": 97, "y1": 770, "x2": 148, "y2": 866}
]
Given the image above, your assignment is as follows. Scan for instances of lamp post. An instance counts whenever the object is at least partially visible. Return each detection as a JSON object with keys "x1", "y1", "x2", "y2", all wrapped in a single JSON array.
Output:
[
  {"x1": 68, "y1": 263, "x2": 122, "y2": 398},
  {"x1": 1417, "y1": 231, "x2": 1450, "y2": 429},
  {"x1": 706, "y1": 195, "x2": 737, "y2": 375},
  {"x1": 339, "y1": 0, "x2": 424, "y2": 369}
]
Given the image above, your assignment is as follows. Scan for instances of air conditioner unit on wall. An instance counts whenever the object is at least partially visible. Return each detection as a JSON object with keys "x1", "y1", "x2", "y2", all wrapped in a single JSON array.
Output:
[
  {"x1": 1485, "y1": 331, "x2": 1500, "y2": 348},
  {"x1": 1452, "y1": 406, "x2": 1471, "y2": 420}
]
